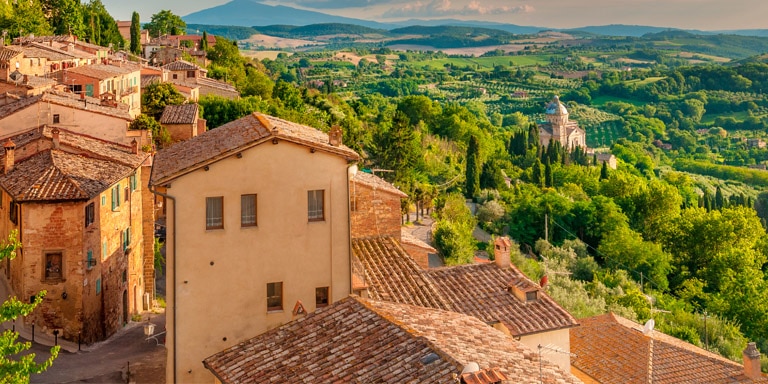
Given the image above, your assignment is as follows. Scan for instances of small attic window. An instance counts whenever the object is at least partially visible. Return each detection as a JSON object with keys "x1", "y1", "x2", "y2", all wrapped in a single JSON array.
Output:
[
  {"x1": 508, "y1": 277, "x2": 539, "y2": 303},
  {"x1": 525, "y1": 291, "x2": 539, "y2": 302}
]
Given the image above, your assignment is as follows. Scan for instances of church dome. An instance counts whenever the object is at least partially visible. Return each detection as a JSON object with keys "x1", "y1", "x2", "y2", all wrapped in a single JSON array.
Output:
[{"x1": 545, "y1": 96, "x2": 568, "y2": 115}]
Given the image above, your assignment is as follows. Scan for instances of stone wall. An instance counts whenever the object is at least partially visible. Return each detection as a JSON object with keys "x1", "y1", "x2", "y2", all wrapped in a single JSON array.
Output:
[{"x1": 350, "y1": 182, "x2": 402, "y2": 240}]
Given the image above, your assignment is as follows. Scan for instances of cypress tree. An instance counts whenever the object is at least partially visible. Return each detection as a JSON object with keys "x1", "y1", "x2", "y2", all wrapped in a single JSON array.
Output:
[
  {"x1": 130, "y1": 11, "x2": 141, "y2": 55},
  {"x1": 201, "y1": 31, "x2": 209, "y2": 50},
  {"x1": 531, "y1": 159, "x2": 545, "y2": 187},
  {"x1": 527, "y1": 123, "x2": 539, "y2": 151},
  {"x1": 545, "y1": 159, "x2": 553, "y2": 187},
  {"x1": 465, "y1": 135, "x2": 481, "y2": 198},
  {"x1": 715, "y1": 186, "x2": 725, "y2": 210},
  {"x1": 600, "y1": 161, "x2": 609, "y2": 180}
]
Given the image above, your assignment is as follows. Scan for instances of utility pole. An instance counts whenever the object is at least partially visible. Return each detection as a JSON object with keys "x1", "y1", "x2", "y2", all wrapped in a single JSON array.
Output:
[{"x1": 544, "y1": 212, "x2": 548, "y2": 242}]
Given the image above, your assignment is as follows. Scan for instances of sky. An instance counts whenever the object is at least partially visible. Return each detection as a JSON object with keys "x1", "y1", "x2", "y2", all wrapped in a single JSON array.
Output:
[{"x1": 102, "y1": 0, "x2": 768, "y2": 31}]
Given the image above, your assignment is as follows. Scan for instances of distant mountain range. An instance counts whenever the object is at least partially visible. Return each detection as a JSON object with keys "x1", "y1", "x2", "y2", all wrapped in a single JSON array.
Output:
[{"x1": 183, "y1": 0, "x2": 768, "y2": 38}]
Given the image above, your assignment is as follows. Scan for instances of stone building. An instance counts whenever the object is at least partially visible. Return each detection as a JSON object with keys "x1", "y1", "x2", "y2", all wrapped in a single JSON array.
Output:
[
  {"x1": 158, "y1": 103, "x2": 206, "y2": 142},
  {"x1": 538, "y1": 95, "x2": 586, "y2": 150},
  {"x1": 149, "y1": 112, "x2": 359, "y2": 383},
  {"x1": 349, "y1": 170, "x2": 406, "y2": 239},
  {"x1": 0, "y1": 126, "x2": 149, "y2": 343}
]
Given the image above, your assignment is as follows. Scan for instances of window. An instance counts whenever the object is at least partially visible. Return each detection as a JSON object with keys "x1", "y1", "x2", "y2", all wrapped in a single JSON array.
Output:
[
  {"x1": 86, "y1": 250, "x2": 96, "y2": 269},
  {"x1": 111, "y1": 185, "x2": 121, "y2": 211},
  {"x1": 95, "y1": 278, "x2": 101, "y2": 294},
  {"x1": 307, "y1": 190, "x2": 324, "y2": 221},
  {"x1": 172, "y1": 74, "x2": 178, "y2": 79},
  {"x1": 187, "y1": 70, "x2": 195, "y2": 78},
  {"x1": 44, "y1": 252, "x2": 63, "y2": 281},
  {"x1": 101, "y1": 195, "x2": 106, "y2": 206},
  {"x1": 9, "y1": 201, "x2": 17, "y2": 225},
  {"x1": 122, "y1": 227, "x2": 131, "y2": 251},
  {"x1": 241, "y1": 194, "x2": 256, "y2": 227},
  {"x1": 85, "y1": 202, "x2": 95, "y2": 227},
  {"x1": 130, "y1": 174, "x2": 137, "y2": 191},
  {"x1": 206, "y1": 197, "x2": 223, "y2": 230},
  {"x1": 53, "y1": 114, "x2": 60, "y2": 124},
  {"x1": 102, "y1": 241, "x2": 107, "y2": 260},
  {"x1": 525, "y1": 291, "x2": 539, "y2": 302},
  {"x1": 267, "y1": 282, "x2": 283, "y2": 311},
  {"x1": 124, "y1": 186, "x2": 130, "y2": 202},
  {"x1": 316, "y1": 287, "x2": 329, "y2": 308}
]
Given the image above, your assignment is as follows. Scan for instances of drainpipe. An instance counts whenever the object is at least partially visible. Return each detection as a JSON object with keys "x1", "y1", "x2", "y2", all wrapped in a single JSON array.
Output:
[
  {"x1": 346, "y1": 163, "x2": 358, "y2": 295},
  {"x1": 149, "y1": 185, "x2": 175, "y2": 383}
]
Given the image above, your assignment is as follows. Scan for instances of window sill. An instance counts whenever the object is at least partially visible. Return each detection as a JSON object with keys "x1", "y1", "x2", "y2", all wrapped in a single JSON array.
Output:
[
  {"x1": 308, "y1": 218, "x2": 325, "y2": 223},
  {"x1": 267, "y1": 309, "x2": 283, "y2": 314}
]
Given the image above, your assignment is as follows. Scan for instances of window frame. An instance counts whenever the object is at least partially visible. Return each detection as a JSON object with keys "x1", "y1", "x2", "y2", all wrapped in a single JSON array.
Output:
[
  {"x1": 85, "y1": 202, "x2": 95, "y2": 228},
  {"x1": 267, "y1": 282, "x2": 283, "y2": 312},
  {"x1": 240, "y1": 194, "x2": 257, "y2": 227},
  {"x1": 206, "y1": 196, "x2": 224, "y2": 230},
  {"x1": 111, "y1": 185, "x2": 121, "y2": 211},
  {"x1": 53, "y1": 114, "x2": 60, "y2": 124},
  {"x1": 307, "y1": 190, "x2": 325, "y2": 222},
  {"x1": 43, "y1": 251, "x2": 64, "y2": 282}
]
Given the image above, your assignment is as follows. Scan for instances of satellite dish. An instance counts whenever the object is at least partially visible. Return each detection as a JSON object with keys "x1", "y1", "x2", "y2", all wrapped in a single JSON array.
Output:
[
  {"x1": 643, "y1": 319, "x2": 655, "y2": 335},
  {"x1": 461, "y1": 362, "x2": 480, "y2": 374}
]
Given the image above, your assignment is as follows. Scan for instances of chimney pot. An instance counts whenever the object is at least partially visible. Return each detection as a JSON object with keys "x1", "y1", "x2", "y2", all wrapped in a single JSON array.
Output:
[
  {"x1": 51, "y1": 127, "x2": 60, "y2": 149},
  {"x1": 131, "y1": 138, "x2": 138, "y2": 154},
  {"x1": 3, "y1": 138, "x2": 15, "y2": 174},
  {"x1": 329, "y1": 125, "x2": 342, "y2": 147},
  {"x1": 743, "y1": 342, "x2": 762, "y2": 380},
  {"x1": 494, "y1": 237, "x2": 512, "y2": 269}
]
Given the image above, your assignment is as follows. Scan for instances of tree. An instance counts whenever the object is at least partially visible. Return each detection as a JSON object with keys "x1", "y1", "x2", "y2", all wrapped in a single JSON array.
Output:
[
  {"x1": 200, "y1": 31, "x2": 209, "y2": 51},
  {"x1": 0, "y1": 231, "x2": 59, "y2": 382},
  {"x1": 377, "y1": 110, "x2": 421, "y2": 186},
  {"x1": 129, "y1": 114, "x2": 170, "y2": 146},
  {"x1": 600, "y1": 161, "x2": 609, "y2": 180},
  {"x1": 141, "y1": 82, "x2": 186, "y2": 119},
  {"x1": 43, "y1": 0, "x2": 85, "y2": 36},
  {"x1": 465, "y1": 135, "x2": 481, "y2": 199},
  {"x1": 82, "y1": 1, "x2": 124, "y2": 48},
  {"x1": 129, "y1": 11, "x2": 141, "y2": 55},
  {"x1": 0, "y1": 0, "x2": 52, "y2": 38},
  {"x1": 144, "y1": 10, "x2": 185, "y2": 38}
]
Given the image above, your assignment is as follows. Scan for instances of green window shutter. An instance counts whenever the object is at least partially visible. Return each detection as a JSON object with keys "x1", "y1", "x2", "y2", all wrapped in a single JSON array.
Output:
[
  {"x1": 111, "y1": 188, "x2": 117, "y2": 210},
  {"x1": 96, "y1": 278, "x2": 101, "y2": 294}
]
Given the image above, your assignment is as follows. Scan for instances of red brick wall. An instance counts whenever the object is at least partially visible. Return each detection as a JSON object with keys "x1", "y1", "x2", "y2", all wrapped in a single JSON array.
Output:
[
  {"x1": 350, "y1": 181, "x2": 402, "y2": 240},
  {"x1": 400, "y1": 242, "x2": 430, "y2": 270}
]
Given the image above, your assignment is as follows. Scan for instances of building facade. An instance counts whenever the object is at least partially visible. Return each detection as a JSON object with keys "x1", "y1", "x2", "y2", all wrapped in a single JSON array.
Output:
[
  {"x1": 150, "y1": 113, "x2": 359, "y2": 383},
  {"x1": 538, "y1": 95, "x2": 586, "y2": 150},
  {"x1": 0, "y1": 126, "x2": 149, "y2": 343}
]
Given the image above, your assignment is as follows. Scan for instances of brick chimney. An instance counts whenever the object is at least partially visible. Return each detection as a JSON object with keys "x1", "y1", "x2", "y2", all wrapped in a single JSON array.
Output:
[
  {"x1": 131, "y1": 138, "x2": 138, "y2": 154},
  {"x1": 743, "y1": 342, "x2": 762, "y2": 380},
  {"x1": 3, "y1": 138, "x2": 15, "y2": 174},
  {"x1": 329, "y1": 125, "x2": 342, "y2": 147},
  {"x1": 494, "y1": 237, "x2": 511, "y2": 269},
  {"x1": 51, "y1": 127, "x2": 60, "y2": 149}
]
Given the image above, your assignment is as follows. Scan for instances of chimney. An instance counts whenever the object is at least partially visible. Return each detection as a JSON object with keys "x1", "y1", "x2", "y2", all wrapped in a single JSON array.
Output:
[
  {"x1": 494, "y1": 237, "x2": 511, "y2": 269},
  {"x1": 22, "y1": 74, "x2": 27, "y2": 84},
  {"x1": 743, "y1": 342, "x2": 762, "y2": 380},
  {"x1": 51, "y1": 127, "x2": 60, "y2": 149},
  {"x1": 131, "y1": 138, "x2": 138, "y2": 154},
  {"x1": 3, "y1": 139, "x2": 15, "y2": 174},
  {"x1": 329, "y1": 125, "x2": 342, "y2": 147}
]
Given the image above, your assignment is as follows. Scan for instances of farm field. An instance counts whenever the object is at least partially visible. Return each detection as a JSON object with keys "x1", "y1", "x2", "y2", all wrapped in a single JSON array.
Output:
[{"x1": 408, "y1": 55, "x2": 553, "y2": 70}]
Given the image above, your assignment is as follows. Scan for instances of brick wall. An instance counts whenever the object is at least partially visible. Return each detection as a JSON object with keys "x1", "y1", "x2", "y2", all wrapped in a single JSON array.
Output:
[
  {"x1": 400, "y1": 242, "x2": 430, "y2": 270},
  {"x1": 350, "y1": 181, "x2": 402, "y2": 240}
]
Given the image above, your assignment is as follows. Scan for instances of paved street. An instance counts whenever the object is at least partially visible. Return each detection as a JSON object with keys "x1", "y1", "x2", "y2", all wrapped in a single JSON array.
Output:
[{"x1": 28, "y1": 312, "x2": 166, "y2": 384}]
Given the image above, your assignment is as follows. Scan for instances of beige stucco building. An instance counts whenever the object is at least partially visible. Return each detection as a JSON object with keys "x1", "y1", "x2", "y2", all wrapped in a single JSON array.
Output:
[
  {"x1": 0, "y1": 126, "x2": 149, "y2": 343},
  {"x1": 539, "y1": 96, "x2": 586, "y2": 150},
  {"x1": 149, "y1": 113, "x2": 359, "y2": 383}
]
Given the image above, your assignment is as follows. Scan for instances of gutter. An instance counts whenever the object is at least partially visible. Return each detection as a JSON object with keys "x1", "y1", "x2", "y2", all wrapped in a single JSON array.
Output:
[{"x1": 148, "y1": 184, "x2": 176, "y2": 383}]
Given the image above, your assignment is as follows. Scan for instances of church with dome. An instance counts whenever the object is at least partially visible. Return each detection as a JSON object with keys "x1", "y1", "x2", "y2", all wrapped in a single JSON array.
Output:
[{"x1": 538, "y1": 96, "x2": 586, "y2": 150}]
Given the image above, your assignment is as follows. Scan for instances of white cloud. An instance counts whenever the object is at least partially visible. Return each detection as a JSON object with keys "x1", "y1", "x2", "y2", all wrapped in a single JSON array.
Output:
[{"x1": 382, "y1": 0, "x2": 533, "y2": 18}]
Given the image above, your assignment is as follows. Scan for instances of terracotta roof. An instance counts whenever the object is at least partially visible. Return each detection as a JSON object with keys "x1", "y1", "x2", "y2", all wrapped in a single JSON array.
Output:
[
  {"x1": 427, "y1": 263, "x2": 578, "y2": 337},
  {"x1": 169, "y1": 77, "x2": 237, "y2": 94},
  {"x1": 0, "y1": 47, "x2": 23, "y2": 61},
  {"x1": 352, "y1": 236, "x2": 451, "y2": 310},
  {"x1": 60, "y1": 63, "x2": 134, "y2": 80},
  {"x1": 401, "y1": 230, "x2": 437, "y2": 252},
  {"x1": 203, "y1": 297, "x2": 580, "y2": 384},
  {"x1": 351, "y1": 171, "x2": 407, "y2": 197},
  {"x1": 571, "y1": 313, "x2": 768, "y2": 384},
  {"x1": 159, "y1": 104, "x2": 199, "y2": 124},
  {"x1": 20, "y1": 44, "x2": 74, "y2": 61},
  {"x1": 0, "y1": 126, "x2": 145, "y2": 202},
  {"x1": 150, "y1": 112, "x2": 359, "y2": 185},
  {"x1": 140, "y1": 74, "x2": 161, "y2": 88},
  {"x1": 0, "y1": 90, "x2": 131, "y2": 121},
  {"x1": 162, "y1": 59, "x2": 206, "y2": 72}
]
